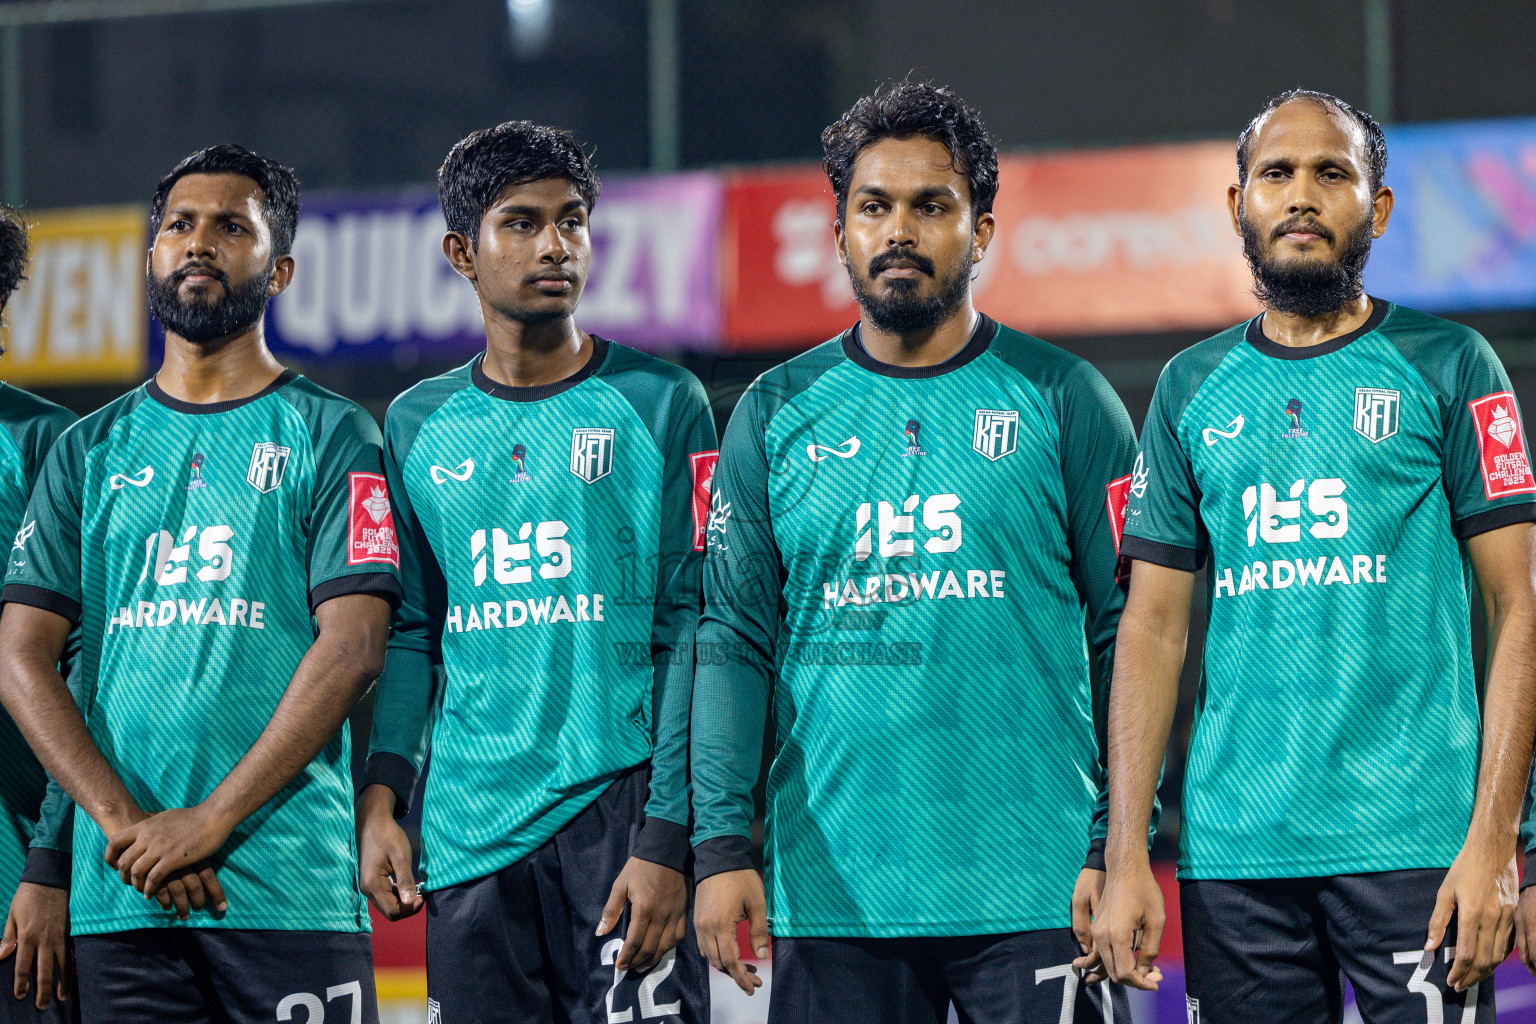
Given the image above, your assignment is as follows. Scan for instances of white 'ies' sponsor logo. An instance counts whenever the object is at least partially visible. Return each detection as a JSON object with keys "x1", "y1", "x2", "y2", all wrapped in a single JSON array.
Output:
[{"x1": 1217, "y1": 476, "x2": 1386, "y2": 600}]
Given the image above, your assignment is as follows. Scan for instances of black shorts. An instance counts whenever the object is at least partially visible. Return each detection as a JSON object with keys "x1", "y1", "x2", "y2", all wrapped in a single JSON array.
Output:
[
  {"x1": 425, "y1": 764, "x2": 709, "y2": 1024},
  {"x1": 767, "y1": 929, "x2": 1130, "y2": 1024},
  {"x1": 0, "y1": 955, "x2": 78, "y2": 1024},
  {"x1": 74, "y1": 928, "x2": 377, "y2": 1024},
  {"x1": 1181, "y1": 869, "x2": 1495, "y2": 1024}
]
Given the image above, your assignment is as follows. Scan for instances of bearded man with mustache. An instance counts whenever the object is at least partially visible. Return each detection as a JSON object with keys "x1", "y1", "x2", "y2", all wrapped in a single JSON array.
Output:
[{"x1": 1094, "y1": 89, "x2": 1536, "y2": 1020}]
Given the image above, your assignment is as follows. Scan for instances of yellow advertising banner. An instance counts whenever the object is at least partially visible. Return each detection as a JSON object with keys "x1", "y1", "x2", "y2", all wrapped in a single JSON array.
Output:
[{"x1": 0, "y1": 204, "x2": 148, "y2": 385}]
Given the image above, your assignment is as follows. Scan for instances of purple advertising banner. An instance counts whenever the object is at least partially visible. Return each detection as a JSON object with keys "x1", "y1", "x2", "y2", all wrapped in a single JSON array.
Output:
[{"x1": 255, "y1": 173, "x2": 721, "y2": 361}]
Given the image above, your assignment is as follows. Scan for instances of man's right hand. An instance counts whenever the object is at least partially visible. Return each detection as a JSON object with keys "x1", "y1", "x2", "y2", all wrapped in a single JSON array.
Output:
[
  {"x1": 357, "y1": 784, "x2": 423, "y2": 920},
  {"x1": 1087, "y1": 857, "x2": 1166, "y2": 991},
  {"x1": 1515, "y1": 883, "x2": 1536, "y2": 975},
  {"x1": 694, "y1": 869, "x2": 769, "y2": 995},
  {"x1": 0, "y1": 881, "x2": 68, "y2": 1009}
]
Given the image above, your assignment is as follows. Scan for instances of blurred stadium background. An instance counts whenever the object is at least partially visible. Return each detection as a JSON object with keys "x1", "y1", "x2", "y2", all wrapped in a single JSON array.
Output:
[{"x1": 3, "y1": 0, "x2": 1536, "y2": 1019}]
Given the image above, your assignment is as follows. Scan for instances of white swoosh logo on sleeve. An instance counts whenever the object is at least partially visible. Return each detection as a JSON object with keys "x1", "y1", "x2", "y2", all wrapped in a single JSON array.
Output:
[
  {"x1": 430, "y1": 458, "x2": 475, "y2": 484},
  {"x1": 1202, "y1": 416, "x2": 1245, "y2": 446},
  {"x1": 108, "y1": 467, "x2": 155, "y2": 490},
  {"x1": 806, "y1": 437, "x2": 861, "y2": 462}
]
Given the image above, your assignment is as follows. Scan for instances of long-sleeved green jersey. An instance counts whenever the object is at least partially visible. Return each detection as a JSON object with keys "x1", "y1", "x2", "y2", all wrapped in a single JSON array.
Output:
[
  {"x1": 691, "y1": 316, "x2": 1135, "y2": 938},
  {"x1": 364, "y1": 338, "x2": 717, "y2": 888},
  {"x1": 0, "y1": 384, "x2": 77, "y2": 919},
  {"x1": 1124, "y1": 302, "x2": 1536, "y2": 880}
]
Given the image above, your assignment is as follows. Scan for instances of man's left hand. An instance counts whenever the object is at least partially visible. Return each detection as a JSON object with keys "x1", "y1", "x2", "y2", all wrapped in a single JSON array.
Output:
[{"x1": 597, "y1": 856, "x2": 688, "y2": 974}]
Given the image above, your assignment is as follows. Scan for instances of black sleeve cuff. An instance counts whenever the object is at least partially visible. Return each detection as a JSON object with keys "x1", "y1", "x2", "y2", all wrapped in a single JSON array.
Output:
[
  {"x1": 632, "y1": 818, "x2": 691, "y2": 873},
  {"x1": 1084, "y1": 837, "x2": 1106, "y2": 872},
  {"x1": 310, "y1": 573, "x2": 403, "y2": 614},
  {"x1": 693, "y1": 835, "x2": 753, "y2": 882},
  {"x1": 0, "y1": 583, "x2": 81, "y2": 624},
  {"x1": 19, "y1": 847, "x2": 69, "y2": 889},
  {"x1": 1119, "y1": 534, "x2": 1203, "y2": 572},
  {"x1": 1454, "y1": 501, "x2": 1536, "y2": 540},
  {"x1": 1524, "y1": 848, "x2": 1536, "y2": 891},
  {"x1": 361, "y1": 752, "x2": 417, "y2": 818}
]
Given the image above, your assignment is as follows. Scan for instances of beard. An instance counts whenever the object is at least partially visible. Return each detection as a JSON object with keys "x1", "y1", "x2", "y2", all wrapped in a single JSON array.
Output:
[
  {"x1": 1241, "y1": 204, "x2": 1374, "y2": 320},
  {"x1": 849, "y1": 245, "x2": 972, "y2": 335},
  {"x1": 148, "y1": 261, "x2": 273, "y2": 346}
]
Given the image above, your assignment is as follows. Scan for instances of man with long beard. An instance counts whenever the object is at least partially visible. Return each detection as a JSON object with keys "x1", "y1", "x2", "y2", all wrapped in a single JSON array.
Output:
[
  {"x1": 0, "y1": 145, "x2": 398, "y2": 1023},
  {"x1": 1091, "y1": 90, "x2": 1536, "y2": 1019},
  {"x1": 690, "y1": 80, "x2": 1136, "y2": 1022}
]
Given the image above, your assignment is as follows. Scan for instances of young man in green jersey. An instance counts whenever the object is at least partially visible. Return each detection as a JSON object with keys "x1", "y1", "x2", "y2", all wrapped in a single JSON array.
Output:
[
  {"x1": 0, "y1": 205, "x2": 77, "y2": 1023},
  {"x1": 355, "y1": 121, "x2": 712, "y2": 1022},
  {"x1": 1091, "y1": 90, "x2": 1536, "y2": 1019},
  {"x1": 690, "y1": 80, "x2": 1135, "y2": 1023},
  {"x1": 0, "y1": 145, "x2": 400, "y2": 1024}
]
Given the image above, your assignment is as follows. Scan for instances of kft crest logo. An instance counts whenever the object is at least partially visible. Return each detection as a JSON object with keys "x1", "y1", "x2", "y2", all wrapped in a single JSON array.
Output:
[
  {"x1": 570, "y1": 427, "x2": 614, "y2": 484},
  {"x1": 247, "y1": 442, "x2": 290, "y2": 494},
  {"x1": 1353, "y1": 388, "x2": 1400, "y2": 443},
  {"x1": 972, "y1": 409, "x2": 1018, "y2": 461}
]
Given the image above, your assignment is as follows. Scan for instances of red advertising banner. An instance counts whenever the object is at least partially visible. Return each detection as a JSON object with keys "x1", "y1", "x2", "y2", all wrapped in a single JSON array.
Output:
[{"x1": 721, "y1": 141, "x2": 1260, "y2": 350}]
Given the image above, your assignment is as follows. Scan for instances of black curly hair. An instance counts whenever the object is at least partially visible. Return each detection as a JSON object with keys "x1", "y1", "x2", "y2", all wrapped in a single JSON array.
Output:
[
  {"x1": 822, "y1": 79, "x2": 999, "y2": 225},
  {"x1": 1237, "y1": 88, "x2": 1388, "y2": 193},
  {"x1": 0, "y1": 204, "x2": 26, "y2": 325},
  {"x1": 150, "y1": 144, "x2": 301, "y2": 258},
  {"x1": 438, "y1": 121, "x2": 601, "y2": 249}
]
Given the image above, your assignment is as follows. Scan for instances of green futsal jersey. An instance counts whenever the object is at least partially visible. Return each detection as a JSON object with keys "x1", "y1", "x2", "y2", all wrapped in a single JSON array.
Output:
[
  {"x1": 364, "y1": 338, "x2": 717, "y2": 889},
  {"x1": 3, "y1": 371, "x2": 402, "y2": 935},
  {"x1": 691, "y1": 316, "x2": 1135, "y2": 937},
  {"x1": 1123, "y1": 301, "x2": 1536, "y2": 880},
  {"x1": 0, "y1": 384, "x2": 76, "y2": 920}
]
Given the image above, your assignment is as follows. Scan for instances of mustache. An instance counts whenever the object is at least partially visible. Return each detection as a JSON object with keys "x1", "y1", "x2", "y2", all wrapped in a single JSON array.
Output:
[
  {"x1": 169, "y1": 262, "x2": 231, "y2": 289},
  {"x1": 1271, "y1": 218, "x2": 1336, "y2": 244},
  {"x1": 868, "y1": 247, "x2": 935, "y2": 278}
]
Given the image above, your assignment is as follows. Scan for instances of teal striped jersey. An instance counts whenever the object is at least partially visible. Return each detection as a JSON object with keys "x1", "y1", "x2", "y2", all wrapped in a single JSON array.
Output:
[
  {"x1": 1122, "y1": 301, "x2": 1536, "y2": 880},
  {"x1": 3, "y1": 372, "x2": 402, "y2": 935},
  {"x1": 365, "y1": 338, "x2": 717, "y2": 889},
  {"x1": 0, "y1": 384, "x2": 76, "y2": 920},
  {"x1": 691, "y1": 316, "x2": 1136, "y2": 937}
]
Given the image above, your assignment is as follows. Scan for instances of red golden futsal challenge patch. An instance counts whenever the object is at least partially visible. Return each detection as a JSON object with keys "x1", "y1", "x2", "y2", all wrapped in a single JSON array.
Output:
[
  {"x1": 348, "y1": 472, "x2": 400, "y2": 566},
  {"x1": 1106, "y1": 472, "x2": 1133, "y2": 582},
  {"x1": 1468, "y1": 392, "x2": 1536, "y2": 499},
  {"x1": 690, "y1": 450, "x2": 719, "y2": 552}
]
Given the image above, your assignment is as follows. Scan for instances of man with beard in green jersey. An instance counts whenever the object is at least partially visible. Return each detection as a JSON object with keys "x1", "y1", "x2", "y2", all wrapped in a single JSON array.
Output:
[
  {"x1": 0, "y1": 205, "x2": 77, "y2": 1022},
  {"x1": 1092, "y1": 90, "x2": 1536, "y2": 1020},
  {"x1": 356, "y1": 122, "x2": 712, "y2": 1023},
  {"x1": 690, "y1": 80, "x2": 1136, "y2": 1023},
  {"x1": 0, "y1": 145, "x2": 399, "y2": 1024}
]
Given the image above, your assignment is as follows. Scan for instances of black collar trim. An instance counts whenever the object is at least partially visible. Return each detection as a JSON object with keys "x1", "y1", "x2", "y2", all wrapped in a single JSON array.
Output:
[
  {"x1": 472, "y1": 336, "x2": 609, "y2": 402},
  {"x1": 1245, "y1": 299, "x2": 1389, "y2": 361},
  {"x1": 842, "y1": 314, "x2": 998, "y2": 379},
  {"x1": 147, "y1": 369, "x2": 297, "y2": 414}
]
